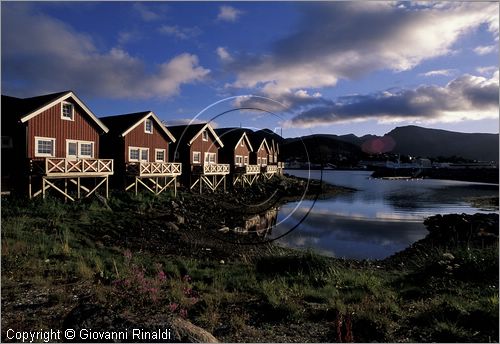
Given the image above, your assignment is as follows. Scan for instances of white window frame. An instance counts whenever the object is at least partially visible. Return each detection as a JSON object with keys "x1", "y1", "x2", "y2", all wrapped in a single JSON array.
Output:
[
  {"x1": 262, "y1": 157, "x2": 267, "y2": 166},
  {"x1": 193, "y1": 151, "x2": 201, "y2": 164},
  {"x1": 202, "y1": 130, "x2": 208, "y2": 141},
  {"x1": 204, "y1": 152, "x2": 216, "y2": 164},
  {"x1": 240, "y1": 139, "x2": 244, "y2": 147},
  {"x1": 129, "y1": 146, "x2": 149, "y2": 162},
  {"x1": 144, "y1": 119, "x2": 153, "y2": 134},
  {"x1": 244, "y1": 156, "x2": 249, "y2": 165},
  {"x1": 61, "y1": 101, "x2": 74, "y2": 121},
  {"x1": 235, "y1": 155, "x2": 243, "y2": 166},
  {"x1": 66, "y1": 139, "x2": 94, "y2": 159},
  {"x1": 257, "y1": 157, "x2": 261, "y2": 165},
  {"x1": 35, "y1": 136, "x2": 56, "y2": 157},
  {"x1": 155, "y1": 149, "x2": 166, "y2": 162}
]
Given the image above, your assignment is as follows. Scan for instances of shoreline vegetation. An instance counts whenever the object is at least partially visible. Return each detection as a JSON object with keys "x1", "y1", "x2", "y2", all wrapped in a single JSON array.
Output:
[{"x1": 1, "y1": 175, "x2": 498, "y2": 342}]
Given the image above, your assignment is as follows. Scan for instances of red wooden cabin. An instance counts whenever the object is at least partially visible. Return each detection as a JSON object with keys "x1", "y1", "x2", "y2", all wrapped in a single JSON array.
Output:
[
  {"x1": 100, "y1": 111, "x2": 180, "y2": 195},
  {"x1": 1, "y1": 91, "x2": 113, "y2": 200},
  {"x1": 168, "y1": 123, "x2": 229, "y2": 193},
  {"x1": 215, "y1": 128, "x2": 260, "y2": 187}
]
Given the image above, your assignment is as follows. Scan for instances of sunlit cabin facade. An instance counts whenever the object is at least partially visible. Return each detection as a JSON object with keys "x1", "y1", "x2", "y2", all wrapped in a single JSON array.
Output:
[
  {"x1": 1, "y1": 91, "x2": 113, "y2": 200},
  {"x1": 215, "y1": 128, "x2": 260, "y2": 187},
  {"x1": 168, "y1": 123, "x2": 229, "y2": 193},
  {"x1": 100, "y1": 111, "x2": 180, "y2": 196}
]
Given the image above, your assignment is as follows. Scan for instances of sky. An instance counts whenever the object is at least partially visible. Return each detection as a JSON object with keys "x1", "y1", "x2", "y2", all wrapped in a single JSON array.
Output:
[{"x1": 1, "y1": 1, "x2": 499, "y2": 138}]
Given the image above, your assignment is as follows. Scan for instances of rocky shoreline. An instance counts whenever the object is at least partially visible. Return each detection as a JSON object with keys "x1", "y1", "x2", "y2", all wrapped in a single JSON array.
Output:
[{"x1": 1, "y1": 174, "x2": 498, "y2": 342}]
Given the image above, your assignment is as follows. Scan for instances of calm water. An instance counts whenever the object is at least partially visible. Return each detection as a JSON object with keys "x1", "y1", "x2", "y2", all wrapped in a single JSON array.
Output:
[{"x1": 270, "y1": 170, "x2": 499, "y2": 259}]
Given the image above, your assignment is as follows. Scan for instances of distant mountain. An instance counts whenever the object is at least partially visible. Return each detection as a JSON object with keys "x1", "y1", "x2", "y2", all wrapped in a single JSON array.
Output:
[
  {"x1": 281, "y1": 134, "x2": 365, "y2": 166},
  {"x1": 381, "y1": 126, "x2": 498, "y2": 161},
  {"x1": 281, "y1": 125, "x2": 499, "y2": 164}
]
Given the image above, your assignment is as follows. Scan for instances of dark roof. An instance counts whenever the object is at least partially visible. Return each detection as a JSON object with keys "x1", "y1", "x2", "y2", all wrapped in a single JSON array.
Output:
[
  {"x1": 100, "y1": 111, "x2": 151, "y2": 136},
  {"x1": 2, "y1": 91, "x2": 71, "y2": 121},
  {"x1": 215, "y1": 127, "x2": 250, "y2": 149},
  {"x1": 167, "y1": 123, "x2": 208, "y2": 146}
]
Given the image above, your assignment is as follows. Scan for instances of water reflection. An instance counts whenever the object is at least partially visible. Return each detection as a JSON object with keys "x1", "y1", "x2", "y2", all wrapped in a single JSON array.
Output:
[{"x1": 271, "y1": 170, "x2": 498, "y2": 259}]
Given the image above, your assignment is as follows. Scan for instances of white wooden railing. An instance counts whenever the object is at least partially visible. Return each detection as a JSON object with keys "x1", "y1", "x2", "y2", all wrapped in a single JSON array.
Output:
[
  {"x1": 203, "y1": 164, "x2": 230, "y2": 175},
  {"x1": 127, "y1": 162, "x2": 181, "y2": 176},
  {"x1": 38, "y1": 158, "x2": 114, "y2": 175},
  {"x1": 245, "y1": 164, "x2": 260, "y2": 174},
  {"x1": 265, "y1": 165, "x2": 278, "y2": 173},
  {"x1": 235, "y1": 164, "x2": 260, "y2": 174}
]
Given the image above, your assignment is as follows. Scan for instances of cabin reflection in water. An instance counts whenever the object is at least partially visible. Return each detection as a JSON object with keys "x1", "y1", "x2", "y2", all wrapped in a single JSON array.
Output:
[{"x1": 242, "y1": 208, "x2": 278, "y2": 238}]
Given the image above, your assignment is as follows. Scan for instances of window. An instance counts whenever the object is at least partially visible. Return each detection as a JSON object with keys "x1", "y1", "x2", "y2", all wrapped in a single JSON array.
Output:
[
  {"x1": 205, "y1": 152, "x2": 216, "y2": 164},
  {"x1": 130, "y1": 148, "x2": 140, "y2": 161},
  {"x1": 240, "y1": 139, "x2": 244, "y2": 147},
  {"x1": 129, "y1": 147, "x2": 148, "y2": 162},
  {"x1": 80, "y1": 143, "x2": 93, "y2": 158},
  {"x1": 68, "y1": 142, "x2": 77, "y2": 157},
  {"x1": 202, "y1": 130, "x2": 208, "y2": 141},
  {"x1": 257, "y1": 157, "x2": 261, "y2": 165},
  {"x1": 35, "y1": 137, "x2": 55, "y2": 157},
  {"x1": 155, "y1": 149, "x2": 165, "y2": 162},
  {"x1": 61, "y1": 102, "x2": 74, "y2": 121},
  {"x1": 66, "y1": 140, "x2": 94, "y2": 159},
  {"x1": 235, "y1": 155, "x2": 243, "y2": 165},
  {"x1": 193, "y1": 151, "x2": 201, "y2": 163},
  {"x1": 262, "y1": 158, "x2": 267, "y2": 166},
  {"x1": 145, "y1": 119, "x2": 153, "y2": 134},
  {"x1": 244, "y1": 156, "x2": 248, "y2": 165}
]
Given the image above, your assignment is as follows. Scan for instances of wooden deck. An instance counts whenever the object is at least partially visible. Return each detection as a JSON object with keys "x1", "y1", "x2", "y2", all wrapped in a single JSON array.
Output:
[
  {"x1": 192, "y1": 164, "x2": 230, "y2": 175},
  {"x1": 125, "y1": 162, "x2": 182, "y2": 196},
  {"x1": 29, "y1": 158, "x2": 114, "y2": 201},
  {"x1": 233, "y1": 164, "x2": 260, "y2": 186},
  {"x1": 126, "y1": 162, "x2": 181, "y2": 177},
  {"x1": 31, "y1": 158, "x2": 113, "y2": 177},
  {"x1": 190, "y1": 164, "x2": 230, "y2": 193},
  {"x1": 234, "y1": 164, "x2": 260, "y2": 175}
]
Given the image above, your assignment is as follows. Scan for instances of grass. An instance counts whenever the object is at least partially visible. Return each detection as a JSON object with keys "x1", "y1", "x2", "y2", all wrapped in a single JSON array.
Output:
[{"x1": 1, "y1": 191, "x2": 498, "y2": 342}]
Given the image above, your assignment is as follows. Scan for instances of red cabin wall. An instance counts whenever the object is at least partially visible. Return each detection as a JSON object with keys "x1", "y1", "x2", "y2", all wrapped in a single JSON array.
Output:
[
  {"x1": 27, "y1": 100, "x2": 101, "y2": 159},
  {"x1": 234, "y1": 138, "x2": 251, "y2": 163},
  {"x1": 189, "y1": 131, "x2": 219, "y2": 164},
  {"x1": 123, "y1": 120, "x2": 171, "y2": 162}
]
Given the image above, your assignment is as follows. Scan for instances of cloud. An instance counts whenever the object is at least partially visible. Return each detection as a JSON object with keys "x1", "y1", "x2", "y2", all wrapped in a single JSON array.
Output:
[
  {"x1": 227, "y1": 2, "x2": 499, "y2": 96},
  {"x1": 216, "y1": 47, "x2": 233, "y2": 62},
  {"x1": 419, "y1": 69, "x2": 457, "y2": 77},
  {"x1": 158, "y1": 25, "x2": 201, "y2": 40},
  {"x1": 1, "y1": 4, "x2": 210, "y2": 99},
  {"x1": 476, "y1": 66, "x2": 498, "y2": 75},
  {"x1": 473, "y1": 45, "x2": 497, "y2": 55},
  {"x1": 133, "y1": 3, "x2": 164, "y2": 21},
  {"x1": 217, "y1": 5, "x2": 243, "y2": 22},
  {"x1": 285, "y1": 73, "x2": 499, "y2": 128},
  {"x1": 117, "y1": 30, "x2": 142, "y2": 45}
]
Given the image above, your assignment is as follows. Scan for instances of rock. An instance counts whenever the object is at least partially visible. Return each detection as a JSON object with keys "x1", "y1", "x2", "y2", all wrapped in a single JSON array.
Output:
[
  {"x1": 218, "y1": 226, "x2": 230, "y2": 233},
  {"x1": 173, "y1": 214, "x2": 185, "y2": 225},
  {"x1": 165, "y1": 222, "x2": 179, "y2": 231},
  {"x1": 172, "y1": 317, "x2": 218, "y2": 343}
]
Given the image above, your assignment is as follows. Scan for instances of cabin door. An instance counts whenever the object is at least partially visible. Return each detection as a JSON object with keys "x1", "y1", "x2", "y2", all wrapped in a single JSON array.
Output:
[{"x1": 66, "y1": 140, "x2": 94, "y2": 160}]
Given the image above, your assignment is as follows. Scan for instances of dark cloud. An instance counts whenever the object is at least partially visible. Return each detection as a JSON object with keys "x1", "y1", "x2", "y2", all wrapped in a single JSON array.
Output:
[
  {"x1": 287, "y1": 73, "x2": 499, "y2": 128},
  {"x1": 1, "y1": 4, "x2": 209, "y2": 99},
  {"x1": 229, "y1": 2, "x2": 498, "y2": 95}
]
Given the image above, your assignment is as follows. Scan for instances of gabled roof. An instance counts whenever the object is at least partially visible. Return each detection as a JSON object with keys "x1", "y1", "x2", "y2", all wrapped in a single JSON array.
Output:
[
  {"x1": 167, "y1": 122, "x2": 224, "y2": 148},
  {"x1": 100, "y1": 111, "x2": 176, "y2": 142},
  {"x1": 1, "y1": 91, "x2": 108, "y2": 133},
  {"x1": 215, "y1": 127, "x2": 254, "y2": 151}
]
